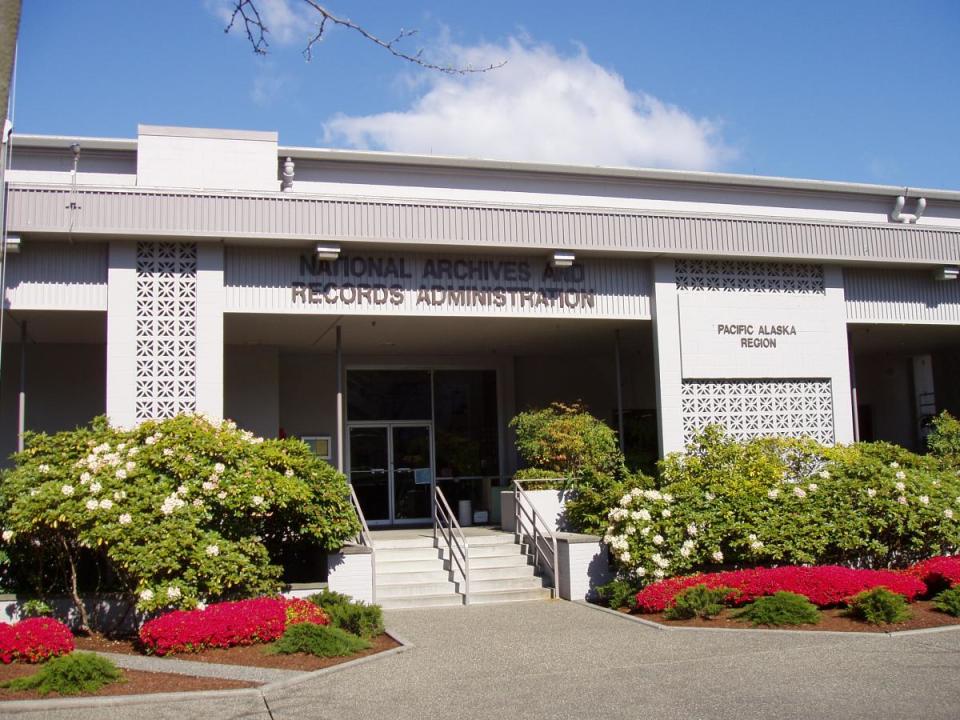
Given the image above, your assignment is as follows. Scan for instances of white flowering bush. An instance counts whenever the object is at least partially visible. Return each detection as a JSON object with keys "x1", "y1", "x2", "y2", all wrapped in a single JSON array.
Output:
[
  {"x1": 0, "y1": 414, "x2": 359, "y2": 629},
  {"x1": 603, "y1": 425, "x2": 960, "y2": 583}
]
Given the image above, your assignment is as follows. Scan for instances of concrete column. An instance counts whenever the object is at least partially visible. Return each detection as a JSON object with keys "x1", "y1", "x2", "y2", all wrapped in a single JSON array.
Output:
[
  {"x1": 824, "y1": 266, "x2": 855, "y2": 444},
  {"x1": 651, "y1": 258, "x2": 684, "y2": 456},
  {"x1": 105, "y1": 241, "x2": 137, "y2": 428},
  {"x1": 196, "y1": 243, "x2": 224, "y2": 420}
]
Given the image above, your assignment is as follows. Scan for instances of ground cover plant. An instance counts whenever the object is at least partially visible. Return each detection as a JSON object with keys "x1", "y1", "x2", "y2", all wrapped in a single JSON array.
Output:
[
  {"x1": 932, "y1": 587, "x2": 960, "y2": 617},
  {"x1": 604, "y1": 414, "x2": 960, "y2": 582},
  {"x1": 0, "y1": 618, "x2": 74, "y2": 664},
  {"x1": 634, "y1": 565, "x2": 925, "y2": 613},
  {"x1": 733, "y1": 592, "x2": 821, "y2": 626},
  {"x1": 138, "y1": 596, "x2": 328, "y2": 656},
  {"x1": 307, "y1": 589, "x2": 384, "y2": 639},
  {"x1": 1, "y1": 652, "x2": 121, "y2": 696},
  {"x1": 0, "y1": 413, "x2": 359, "y2": 631},
  {"x1": 846, "y1": 587, "x2": 911, "y2": 625},
  {"x1": 270, "y1": 623, "x2": 370, "y2": 657},
  {"x1": 663, "y1": 584, "x2": 732, "y2": 620}
]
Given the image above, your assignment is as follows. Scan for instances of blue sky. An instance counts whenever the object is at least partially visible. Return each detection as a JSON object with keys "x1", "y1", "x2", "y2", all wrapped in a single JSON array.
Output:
[{"x1": 10, "y1": 0, "x2": 960, "y2": 188}]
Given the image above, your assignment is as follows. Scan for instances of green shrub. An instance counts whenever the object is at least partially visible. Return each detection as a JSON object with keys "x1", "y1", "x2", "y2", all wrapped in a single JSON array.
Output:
[
  {"x1": 1, "y1": 652, "x2": 121, "y2": 696},
  {"x1": 846, "y1": 587, "x2": 912, "y2": 625},
  {"x1": 595, "y1": 578, "x2": 639, "y2": 610},
  {"x1": 602, "y1": 425, "x2": 960, "y2": 581},
  {"x1": 928, "y1": 411, "x2": 960, "y2": 466},
  {"x1": 933, "y1": 587, "x2": 960, "y2": 617},
  {"x1": 0, "y1": 414, "x2": 360, "y2": 629},
  {"x1": 20, "y1": 599, "x2": 53, "y2": 618},
  {"x1": 664, "y1": 584, "x2": 732, "y2": 620},
  {"x1": 308, "y1": 589, "x2": 384, "y2": 639},
  {"x1": 270, "y1": 623, "x2": 370, "y2": 657},
  {"x1": 733, "y1": 592, "x2": 821, "y2": 626}
]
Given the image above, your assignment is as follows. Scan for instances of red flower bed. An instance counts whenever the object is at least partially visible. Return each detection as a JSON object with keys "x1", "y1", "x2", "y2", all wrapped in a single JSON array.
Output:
[
  {"x1": 635, "y1": 566, "x2": 926, "y2": 613},
  {"x1": 0, "y1": 617, "x2": 75, "y2": 664},
  {"x1": 907, "y1": 556, "x2": 960, "y2": 590},
  {"x1": 139, "y1": 597, "x2": 328, "y2": 656}
]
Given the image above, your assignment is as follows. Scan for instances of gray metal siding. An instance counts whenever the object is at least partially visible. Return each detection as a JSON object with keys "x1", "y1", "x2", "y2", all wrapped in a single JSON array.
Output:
[
  {"x1": 844, "y1": 268, "x2": 960, "y2": 324},
  {"x1": 7, "y1": 184, "x2": 960, "y2": 265},
  {"x1": 4, "y1": 241, "x2": 108, "y2": 311}
]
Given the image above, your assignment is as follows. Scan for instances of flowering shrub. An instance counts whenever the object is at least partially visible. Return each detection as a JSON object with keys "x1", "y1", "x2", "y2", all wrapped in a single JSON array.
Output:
[
  {"x1": 138, "y1": 596, "x2": 329, "y2": 656},
  {"x1": 635, "y1": 565, "x2": 926, "y2": 613},
  {"x1": 907, "y1": 556, "x2": 960, "y2": 591},
  {"x1": 0, "y1": 414, "x2": 360, "y2": 627},
  {"x1": 0, "y1": 617, "x2": 75, "y2": 664},
  {"x1": 603, "y1": 426, "x2": 960, "y2": 581}
]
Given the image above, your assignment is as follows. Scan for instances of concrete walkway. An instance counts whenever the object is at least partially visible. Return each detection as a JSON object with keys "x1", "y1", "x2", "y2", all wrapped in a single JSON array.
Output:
[{"x1": 6, "y1": 600, "x2": 960, "y2": 719}]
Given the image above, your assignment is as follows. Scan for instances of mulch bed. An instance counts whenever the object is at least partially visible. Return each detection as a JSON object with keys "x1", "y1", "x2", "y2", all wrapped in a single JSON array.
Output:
[
  {"x1": 0, "y1": 663, "x2": 255, "y2": 701},
  {"x1": 74, "y1": 632, "x2": 401, "y2": 671},
  {"x1": 628, "y1": 600, "x2": 960, "y2": 632}
]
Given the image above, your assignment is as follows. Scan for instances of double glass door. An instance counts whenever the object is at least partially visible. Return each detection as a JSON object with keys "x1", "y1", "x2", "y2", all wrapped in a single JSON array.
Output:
[{"x1": 348, "y1": 424, "x2": 433, "y2": 525}]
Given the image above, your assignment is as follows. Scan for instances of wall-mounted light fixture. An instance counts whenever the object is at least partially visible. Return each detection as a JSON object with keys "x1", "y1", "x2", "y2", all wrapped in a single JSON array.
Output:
[
  {"x1": 315, "y1": 243, "x2": 341, "y2": 260},
  {"x1": 550, "y1": 250, "x2": 575, "y2": 268},
  {"x1": 4, "y1": 236, "x2": 21, "y2": 254},
  {"x1": 933, "y1": 265, "x2": 959, "y2": 281}
]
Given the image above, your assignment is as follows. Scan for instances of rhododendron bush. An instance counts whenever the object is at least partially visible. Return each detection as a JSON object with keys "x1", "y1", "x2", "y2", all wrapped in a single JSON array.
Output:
[
  {"x1": 0, "y1": 617, "x2": 75, "y2": 664},
  {"x1": 0, "y1": 414, "x2": 359, "y2": 628},
  {"x1": 139, "y1": 597, "x2": 328, "y2": 656},
  {"x1": 603, "y1": 422, "x2": 960, "y2": 582},
  {"x1": 634, "y1": 565, "x2": 926, "y2": 613}
]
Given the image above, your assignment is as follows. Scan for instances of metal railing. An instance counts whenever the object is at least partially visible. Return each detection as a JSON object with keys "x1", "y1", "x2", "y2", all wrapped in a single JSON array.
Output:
[
  {"x1": 433, "y1": 485, "x2": 471, "y2": 604},
  {"x1": 513, "y1": 479, "x2": 561, "y2": 598},
  {"x1": 348, "y1": 483, "x2": 377, "y2": 604}
]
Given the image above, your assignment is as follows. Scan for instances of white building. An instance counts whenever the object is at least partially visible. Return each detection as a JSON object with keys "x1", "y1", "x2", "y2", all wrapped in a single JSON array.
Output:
[{"x1": 2, "y1": 124, "x2": 958, "y2": 527}]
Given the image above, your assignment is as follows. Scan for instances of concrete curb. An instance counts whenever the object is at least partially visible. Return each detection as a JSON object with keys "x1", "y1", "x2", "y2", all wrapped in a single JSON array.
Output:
[
  {"x1": 90, "y1": 650, "x2": 301, "y2": 684},
  {"x1": 0, "y1": 629, "x2": 413, "y2": 715},
  {"x1": 572, "y1": 600, "x2": 960, "y2": 639}
]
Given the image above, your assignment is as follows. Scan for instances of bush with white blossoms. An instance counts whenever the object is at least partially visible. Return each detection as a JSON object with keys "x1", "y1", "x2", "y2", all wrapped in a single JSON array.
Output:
[
  {"x1": 604, "y1": 420, "x2": 960, "y2": 583},
  {"x1": 0, "y1": 414, "x2": 359, "y2": 630}
]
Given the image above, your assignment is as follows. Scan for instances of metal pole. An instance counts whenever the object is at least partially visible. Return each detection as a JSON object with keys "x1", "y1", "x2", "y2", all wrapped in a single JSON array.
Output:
[
  {"x1": 614, "y1": 329, "x2": 624, "y2": 449},
  {"x1": 336, "y1": 324, "x2": 344, "y2": 473},
  {"x1": 848, "y1": 331, "x2": 860, "y2": 443},
  {"x1": 17, "y1": 319, "x2": 25, "y2": 452}
]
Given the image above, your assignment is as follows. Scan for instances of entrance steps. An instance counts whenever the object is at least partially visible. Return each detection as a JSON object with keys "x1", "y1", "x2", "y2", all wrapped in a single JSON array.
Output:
[{"x1": 371, "y1": 529, "x2": 553, "y2": 609}]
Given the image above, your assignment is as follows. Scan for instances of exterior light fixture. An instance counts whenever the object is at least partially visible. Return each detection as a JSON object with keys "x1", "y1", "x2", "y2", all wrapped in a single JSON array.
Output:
[
  {"x1": 933, "y1": 265, "x2": 959, "y2": 281},
  {"x1": 315, "y1": 243, "x2": 341, "y2": 260},
  {"x1": 550, "y1": 251, "x2": 575, "y2": 268},
  {"x1": 4, "y1": 236, "x2": 21, "y2": 254}
]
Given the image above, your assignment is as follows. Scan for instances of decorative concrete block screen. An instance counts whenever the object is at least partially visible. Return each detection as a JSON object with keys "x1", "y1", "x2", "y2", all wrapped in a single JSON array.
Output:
[
  {"x1": 680, "y1": 379, "x2": 835, "y2": 445},
  {"x1": 135, "y1": 242, "x2": 198, "y2": 422},
  {"x1": 675, "y1": 259, "x2": 825, "y2": 295}
]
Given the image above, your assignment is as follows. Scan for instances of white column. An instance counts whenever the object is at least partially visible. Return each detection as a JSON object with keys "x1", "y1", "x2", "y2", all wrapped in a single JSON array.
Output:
[
  {"x1": 651, "y1": 258, "x2": 684, "y2": 456},
  {"x1": 824, "y1": 265, "x2": 855, "y2": 444},
  {"x1": 106, "y1": 241, "x2": 137, "y2": 428},
  {"x1": 195, "y1": 243, "x2": 224, "y2": 420}
]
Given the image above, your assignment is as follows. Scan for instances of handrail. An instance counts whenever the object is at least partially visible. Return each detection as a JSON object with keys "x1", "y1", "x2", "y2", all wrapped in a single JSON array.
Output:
[
  {"x1": 512, "y1": 479, "x2": 561, "y2": 598},
  {"x1": 433, "y1": 485, "x2": 471, "y2": 604},
  {"x1": 348, "y1": 484, "x2": 376, "y2": 604}
]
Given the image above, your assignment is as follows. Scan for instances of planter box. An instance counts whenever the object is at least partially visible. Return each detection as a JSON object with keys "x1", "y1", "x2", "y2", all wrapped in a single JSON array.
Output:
[{"x1": 500, "y1": 488, "x2": 571, "y2": 533}]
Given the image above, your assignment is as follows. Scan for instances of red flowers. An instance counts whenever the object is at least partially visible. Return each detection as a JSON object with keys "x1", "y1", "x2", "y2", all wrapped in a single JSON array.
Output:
[
  {"x1": 0, "y1": 617, "x2": 75, "y2": 664},
  {"x1": 139, "y1": 597, "x2": 329, "y2": 656},
  {"x1": 907, "y1": 556, "x2": 960, "y2": 590},
  {"x1": 635, "y1": 566, "x2": 926, "y2": 613}
]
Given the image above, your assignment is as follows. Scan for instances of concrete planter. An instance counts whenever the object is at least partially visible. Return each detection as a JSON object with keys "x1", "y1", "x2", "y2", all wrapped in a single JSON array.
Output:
[{"x1": 500, "y1": 487, "x2": 571, "y2": 533}]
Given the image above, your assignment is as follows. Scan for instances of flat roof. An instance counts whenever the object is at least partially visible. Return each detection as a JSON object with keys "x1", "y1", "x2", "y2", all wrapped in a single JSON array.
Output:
[{"x1": 10, "y1": 131, "x2": 960, "y2": 203}]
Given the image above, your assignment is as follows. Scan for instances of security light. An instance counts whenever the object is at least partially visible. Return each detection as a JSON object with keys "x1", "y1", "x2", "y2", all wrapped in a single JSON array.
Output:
[
  {"x1": 4, "y1": 236, "x2": 21, "y2": 254},
  {"x1": 315, "y1": 243, "x2": 341, "y2": 260},
  {"x1": 933, "y1": 266, "x2": 959, "y2": 281},
  {"x1": 550, "y1": 251, "x2": 575, "y2": 268}
]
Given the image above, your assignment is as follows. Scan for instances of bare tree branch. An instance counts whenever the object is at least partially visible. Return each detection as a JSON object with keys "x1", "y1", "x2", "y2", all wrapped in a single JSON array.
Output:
[{"x1": 227, "y1": 0, "x2": 505, "y2": 74}]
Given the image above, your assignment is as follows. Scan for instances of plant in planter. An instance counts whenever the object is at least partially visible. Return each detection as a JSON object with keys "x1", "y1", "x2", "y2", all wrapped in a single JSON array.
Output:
[
  {"x1": 307, "y1": 589, "x2": 384, "y2": 639},
  {"x1": 663, "y1": 584, "x2": 733, "y2": 620},
  {"x1": 733, "y1": 592, "x2": 821, "y2": 626},
  {"x1": 0, "y1": 617, "x2": 75, "y2": 664},
  {"x1": 1, "y1": 652, "x2": 121, "y2": 696},
  {"x1": 270, "y1": 623, "x2": 370, "y2": 657},
  {"x1": 845, "y1": 588, "x2": 911, "y2": 625},
  {"x1": 932, "y1": 587, "x2": 960, "y2": 617}
]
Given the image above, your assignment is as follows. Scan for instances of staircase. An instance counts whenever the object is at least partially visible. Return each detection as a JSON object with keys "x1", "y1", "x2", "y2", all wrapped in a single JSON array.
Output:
[{"x1": 373, "y1": 530, "x2": 553, "y2": 609}]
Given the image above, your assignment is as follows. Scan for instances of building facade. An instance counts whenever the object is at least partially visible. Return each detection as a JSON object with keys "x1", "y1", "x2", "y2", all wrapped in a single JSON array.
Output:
[{"x1": 2, "y1": 124, "x2": 959, "y2": 526}]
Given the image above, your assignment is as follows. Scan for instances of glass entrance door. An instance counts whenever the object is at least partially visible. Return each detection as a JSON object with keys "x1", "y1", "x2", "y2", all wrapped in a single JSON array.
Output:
[{"x1": 348, "y1": 424, "x2": 433, "y2": 525}]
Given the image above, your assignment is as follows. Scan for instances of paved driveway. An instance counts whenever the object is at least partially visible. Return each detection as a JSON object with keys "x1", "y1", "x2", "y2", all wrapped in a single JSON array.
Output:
[{"x1": 8, "y1": 600, "x2": 960, "y2": 719}]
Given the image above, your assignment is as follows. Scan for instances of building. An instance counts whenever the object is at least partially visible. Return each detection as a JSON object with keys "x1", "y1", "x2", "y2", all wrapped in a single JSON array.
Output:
[{"x1": 1, "y1": 124, "x2": 959, "y2": 528}]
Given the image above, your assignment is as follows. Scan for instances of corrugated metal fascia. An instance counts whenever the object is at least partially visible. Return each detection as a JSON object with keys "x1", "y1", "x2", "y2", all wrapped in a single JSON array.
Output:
[
  {"x1": 844, "y1": 267, "x2": 960, "y2": 324},
  {"x1": 3, "y1": 241, "x2": 108, "y2": 311}
]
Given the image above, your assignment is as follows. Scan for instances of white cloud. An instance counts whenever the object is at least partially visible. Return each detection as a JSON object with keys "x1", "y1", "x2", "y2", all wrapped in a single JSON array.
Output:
[{"x1": 323, "y1": 38, "x2": 732, "y2": 171}]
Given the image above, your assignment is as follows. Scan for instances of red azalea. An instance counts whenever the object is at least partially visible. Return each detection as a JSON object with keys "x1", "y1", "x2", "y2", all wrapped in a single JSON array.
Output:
[
  {"x1": 635, "y1": 565, "x2": 926, "y2": 613},
  {"x1": 139, "y1": 597, "x2": 329, "y2": 656},
  {"x1": 0, "y1": 617, "x2": 75, "y2": 664},
  {"x1": 906, "y1": 556, "x2": 960, "y2": 590}
]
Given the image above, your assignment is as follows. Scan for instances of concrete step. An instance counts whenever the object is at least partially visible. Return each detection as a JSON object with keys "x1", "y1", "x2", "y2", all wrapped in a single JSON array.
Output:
[
  {"x1": 377, "y1": 569, "x2": 451, "y2": 585},
  {"x1": 467, "y1": 564, "x2": 540, "y2": 582},
  {"x1": 456, "y1": 576, "x2": 546, "y2": 593},
  {"x1": 467, "y1": 587, "x2": 553, "y2": 604},
  {"x1": 376, "y1": 547, "x2": 442, "y2": 562},
  {"x1": 376, "y1": 581, "x2": 457, "y2": 598},
  {"x1": 378, "y1": 558, "x2": 447, "y2": 573},
  {"x1": 446, "y1": 554, "x2": 531, "y2": 570},
  {"x1": 440, "y1": 543, "x2": 522, "y2": 559},
  {"x1": 373, "y1": 536, "x2": 438, "y2": 550},
  {"x1": 379, "y1": 593, "x2": 465, "y2": 609},
  {"x1": 460, "y1": 533, "x2": 518, "y2": 546}
]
